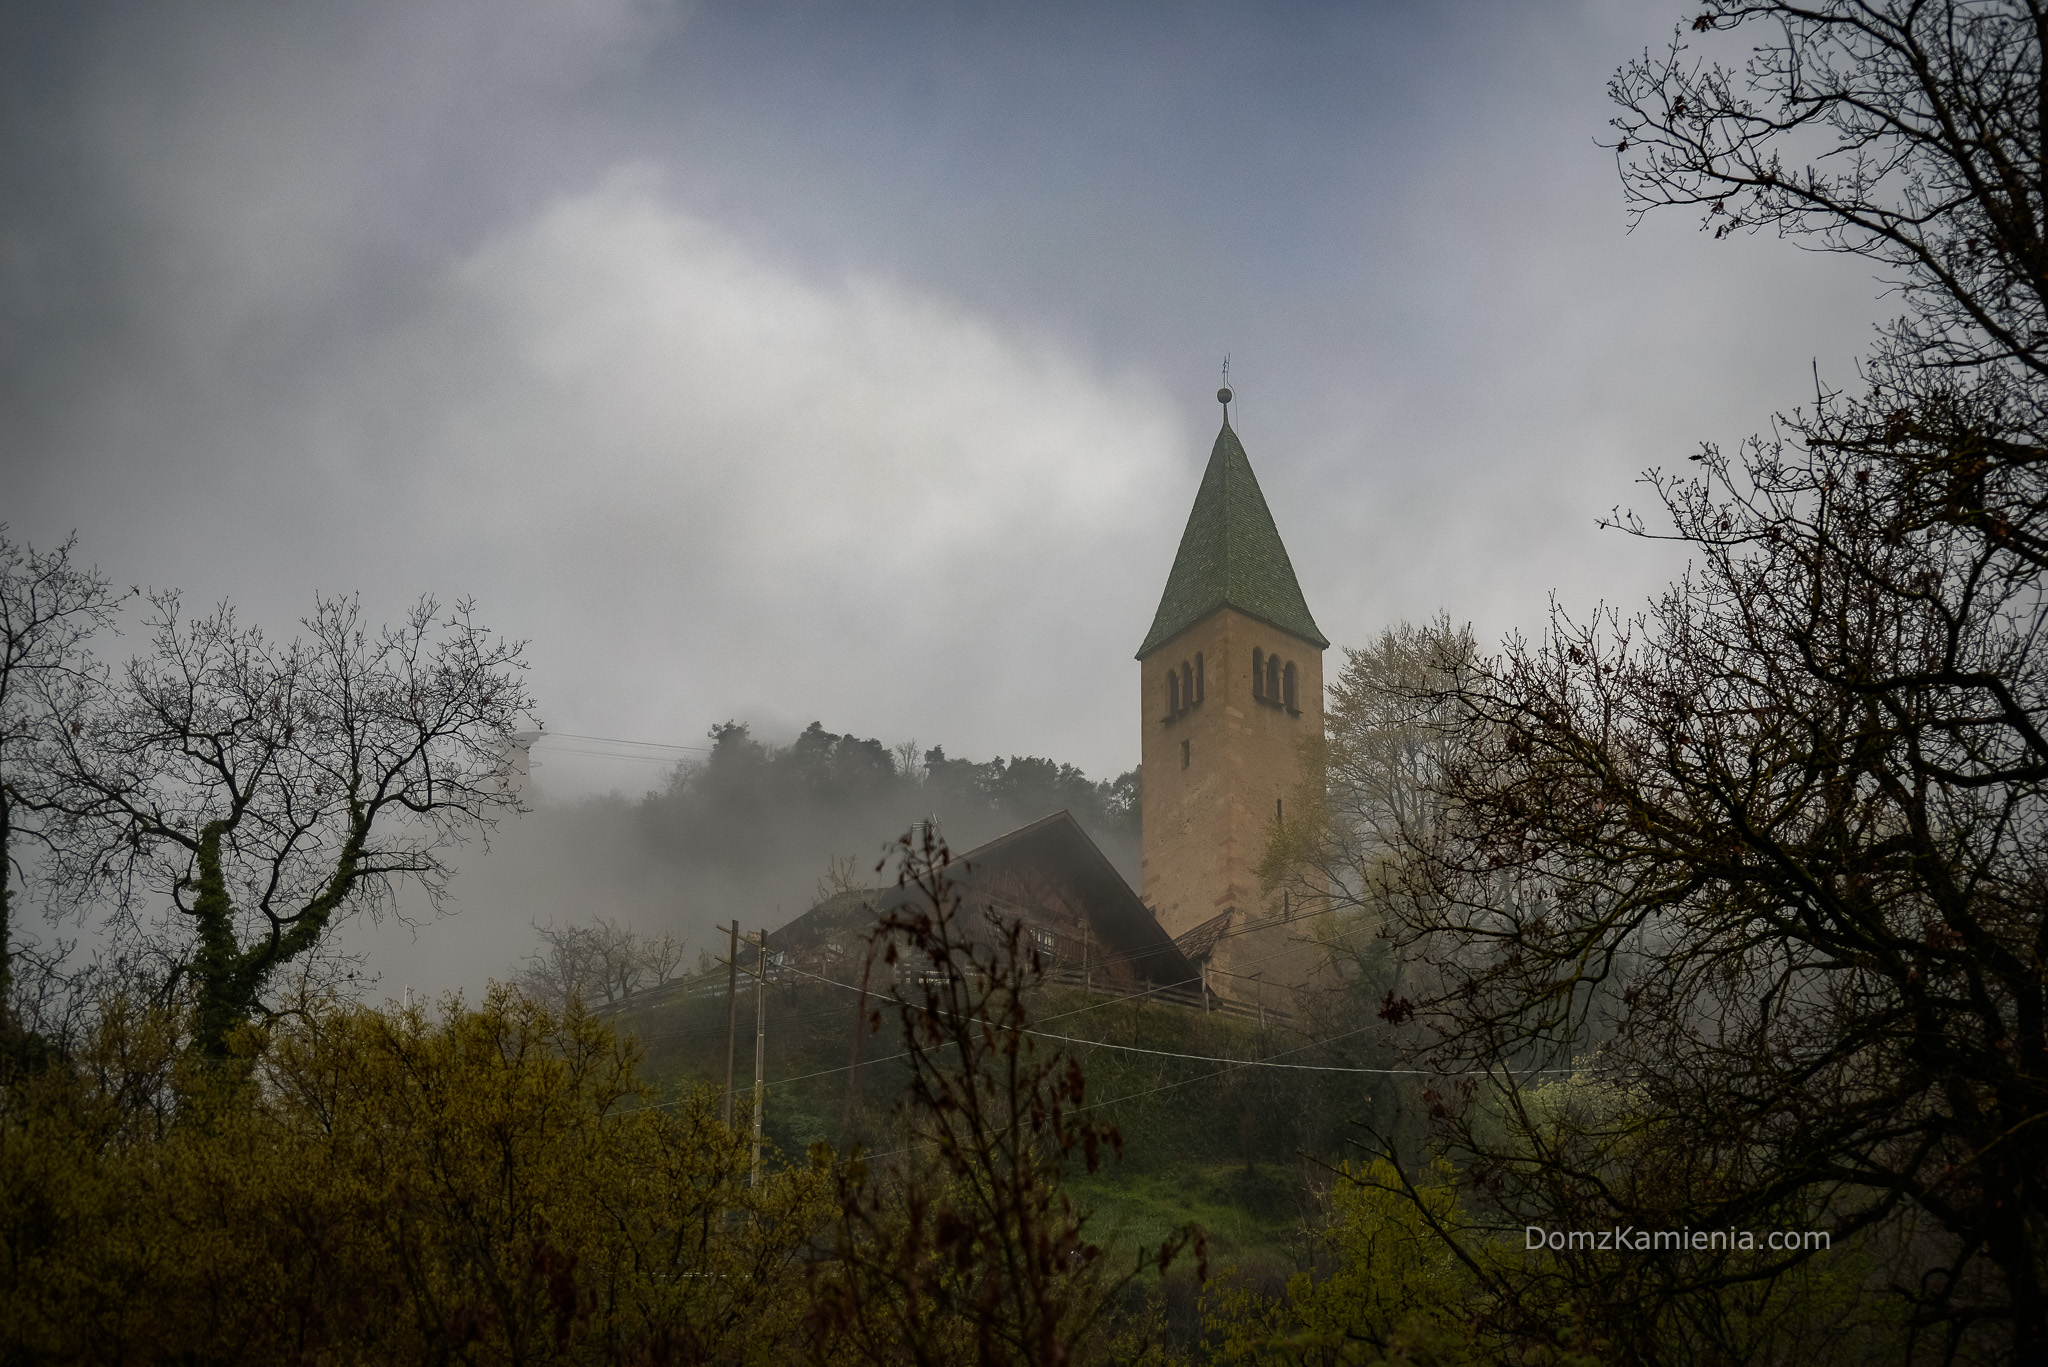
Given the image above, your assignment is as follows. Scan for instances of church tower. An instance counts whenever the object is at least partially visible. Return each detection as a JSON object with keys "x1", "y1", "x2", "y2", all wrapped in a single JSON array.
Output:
[{"x1": 1137, "y1": 390, "x2": 1326, "y2": 990}]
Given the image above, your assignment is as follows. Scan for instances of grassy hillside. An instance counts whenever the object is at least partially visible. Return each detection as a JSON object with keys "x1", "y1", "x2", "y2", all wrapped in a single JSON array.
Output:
[{"x1": 605, "y1": 970, "x2": 1411, "y2": 1279}]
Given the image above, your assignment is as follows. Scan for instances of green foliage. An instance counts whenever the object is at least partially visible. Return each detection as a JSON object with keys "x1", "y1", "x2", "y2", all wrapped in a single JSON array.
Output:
[
  {"x1": 624, "y1": 969, "x2": 1396, "y2": 1210},
  {"x1": 1071, "y1": 1165, "x2": 1303, "y2": 1278},
  {"x1": 0, "y1": 986, "x2": 831, "y2": 1365},
  {"x1": 1200, "y1": 1159, "x2": 1490, "y2": 1367},
  {"x1": 5, "y1": 831, "x2": 1240, "y2": 1366}
]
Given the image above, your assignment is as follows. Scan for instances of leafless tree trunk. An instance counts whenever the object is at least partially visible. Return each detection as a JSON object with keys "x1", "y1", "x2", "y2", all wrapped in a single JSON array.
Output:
[{"x1": 36, "y1": 591, "x2": 534, "y2": 1057}]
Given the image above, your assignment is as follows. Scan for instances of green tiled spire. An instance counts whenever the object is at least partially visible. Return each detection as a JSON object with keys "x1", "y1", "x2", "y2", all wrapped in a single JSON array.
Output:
[{"x1": 1137, "y1": 420, "x2": 1327, "y2": 658}]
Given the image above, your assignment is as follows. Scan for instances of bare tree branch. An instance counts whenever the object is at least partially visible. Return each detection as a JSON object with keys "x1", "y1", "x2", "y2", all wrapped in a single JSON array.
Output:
[{"x1": 35, "y1": 590, "x2": 534, "y2": 1056}]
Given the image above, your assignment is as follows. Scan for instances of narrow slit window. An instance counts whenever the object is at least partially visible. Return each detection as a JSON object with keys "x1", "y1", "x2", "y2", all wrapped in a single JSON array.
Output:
[{"x1": 1252, "y1": 647, "x2": 1265, "y2": 701}]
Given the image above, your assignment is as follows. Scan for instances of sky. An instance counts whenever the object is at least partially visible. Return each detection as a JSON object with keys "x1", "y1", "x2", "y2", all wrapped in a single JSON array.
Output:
[{"x1": 2, "y1": 1, "x2": 1895, "y2": 987}]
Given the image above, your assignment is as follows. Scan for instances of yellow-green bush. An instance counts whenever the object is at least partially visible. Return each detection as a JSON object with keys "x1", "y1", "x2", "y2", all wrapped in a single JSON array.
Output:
[
  {"x1": 1199, "y1": 1157, "x2": 1487, "y2": 1367},
  {"x1": 0, "y1": 987, "x2": 831, "y2": 1366}
]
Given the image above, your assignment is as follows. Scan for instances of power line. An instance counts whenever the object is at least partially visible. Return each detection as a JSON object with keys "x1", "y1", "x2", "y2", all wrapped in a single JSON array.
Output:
[
  {"x1": 531, "y1": 746, "x2": 692, "y2": 768},
  {"x1": 540, "y1": 730, "x2": 711, "y2": 754},
  {"x1": 848, "y1": 1024, "x2": 1392, "y2": 1166},
  {"x1": 624, "y1": 1000, "x2": 857, "y2": 1047},
  {"x1": 523, "y1": 729, "x2": 714, "y2": 770},
  {"x1": 577, "y1": 923, "x2": 1343, "y2": 1084},
  {"x1": 1033, "y1": 912, "x2": 1374, "y2": 1024},
  {"x1": 610, "y1": 917, "x2": 1384, "y2": 1070},
  {"x1": 630, "y1": 959, "x2": 1541, "y2": 1093},
  {"x1": 1031, "y1": 1028, "x2": 1446, "y2": 1075}
]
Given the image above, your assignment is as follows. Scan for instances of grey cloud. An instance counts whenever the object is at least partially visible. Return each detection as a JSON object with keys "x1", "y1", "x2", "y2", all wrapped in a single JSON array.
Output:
[{"x1": 3, "y1": 0, "x2": 1901, "y2": 988}]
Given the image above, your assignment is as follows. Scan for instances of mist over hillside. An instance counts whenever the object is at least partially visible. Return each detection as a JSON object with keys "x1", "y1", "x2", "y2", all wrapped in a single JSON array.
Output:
[
  {"x1": 641, "y1": 720, "x2": 1140, "y2": 899},
  {"x1": 350, "y1": 720, "x2": 1140, "y2": 997}
]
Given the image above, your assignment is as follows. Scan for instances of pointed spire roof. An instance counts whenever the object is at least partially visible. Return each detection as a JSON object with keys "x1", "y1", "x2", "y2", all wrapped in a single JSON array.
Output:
[{"x1": 1137, "y1": 420, "x2": 1326, "y2": 658}]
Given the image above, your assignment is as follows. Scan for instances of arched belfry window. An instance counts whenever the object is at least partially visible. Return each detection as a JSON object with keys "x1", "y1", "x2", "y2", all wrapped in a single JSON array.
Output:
[
  {"x1": 1167, "y1": 667, "x2": 1181, "y2": 717},
  {"x1": 1180, "y1": 661, "x2": 1193, "y2": 712},
  {"x1": 1266, "y1": 653, "x2": 1281, "y2": 705},
  {"x1": 1193, "y1": 653, "x2": 1205, "y2": 704},
  {"x1": 1251, "y1": 647, "x2": 1265, "y2": 702},
  {"x1": 1283, "y1": 661, "x2": 1299, "y2": 713}
]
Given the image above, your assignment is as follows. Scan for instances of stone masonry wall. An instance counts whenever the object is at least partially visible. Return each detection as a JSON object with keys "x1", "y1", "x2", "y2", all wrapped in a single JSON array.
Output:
[{"x1": 1139, "y1": 606, "x2": 1324, "y2": 1003}]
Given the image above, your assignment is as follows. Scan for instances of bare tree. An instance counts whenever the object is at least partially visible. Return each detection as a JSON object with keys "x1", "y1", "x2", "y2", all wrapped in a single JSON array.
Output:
[
  {"x1": 514, "y1": 921, "x2": 598, "y2": 1010},
  {"x1": 0, "y1": 529, "x2": 123, "y2": 1048},
  {"x1": 626, "y1": 924, "x2": 685, "y2": 994},
  {"x1": 1356, "y1": 8, "x2": 2048, "y2": 1361},
  {"x1": 816, "y1": 852, "x2": 866, "y2": 903},
  {"x1": 516, "y1": 916, "x2": 685, "y2": 1008},
  {"x1": 1262, "y1": 614, "x2": 1475, "y2": 911},
  {"x1": 1257, "y1": 615, "x2": 1475, "y2": 1040},
  {"x1": 37, "y1": 591, "x2": 533, "y2": 1057},
  {"x1": 1613, "y1": 1, "x2": 2048, "y2": 580},
  {"x1": 805, "y1": 825, "x2": 1201, "y2": 1366}
]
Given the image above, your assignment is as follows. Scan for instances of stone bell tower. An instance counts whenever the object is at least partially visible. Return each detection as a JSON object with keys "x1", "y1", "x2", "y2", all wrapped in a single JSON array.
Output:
[{"x1": 1137, "y1": 387, "x2": 1326, "y2": 998}]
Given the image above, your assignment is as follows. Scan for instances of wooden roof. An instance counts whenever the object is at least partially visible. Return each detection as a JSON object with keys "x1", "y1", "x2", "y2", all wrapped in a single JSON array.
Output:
[{"x1": 769, "y1": 810, "x2": 1199, "y2": 988}]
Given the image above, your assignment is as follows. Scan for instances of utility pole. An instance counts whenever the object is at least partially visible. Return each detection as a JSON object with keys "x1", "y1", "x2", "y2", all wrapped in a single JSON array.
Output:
[
  {"x1": 751, "y1": 927, "x2": 768, "y2": 1189},
  {"x1": 839, "y1": 971, "x2": 868, "y2": 1146},
  {"x1": 1253, "y1": 971, "x2": 1265, "y2": 1030},
  {"x1": 722, "y1": 921, "x2": 739, "y2": 1130}
]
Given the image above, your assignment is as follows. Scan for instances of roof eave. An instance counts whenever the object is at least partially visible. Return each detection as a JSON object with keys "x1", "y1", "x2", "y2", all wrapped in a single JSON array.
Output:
[{"x1": 1135, "y1": 600, "x2": 1331, "y2": 660}]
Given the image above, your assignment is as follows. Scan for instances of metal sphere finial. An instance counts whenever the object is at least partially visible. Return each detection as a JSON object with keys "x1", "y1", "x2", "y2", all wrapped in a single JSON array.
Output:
[{"x1": 1217, "y1": 386, "x2": 1233, "y2": 405}]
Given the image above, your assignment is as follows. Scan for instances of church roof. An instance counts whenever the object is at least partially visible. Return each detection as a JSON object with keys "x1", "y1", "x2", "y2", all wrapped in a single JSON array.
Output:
[
  {"x1": 1136, "y1": 420, "x2": 1327, "y2": 659},
  {"x1": 765, "y1": 811, "x2": 1200, "y2": 989}
]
